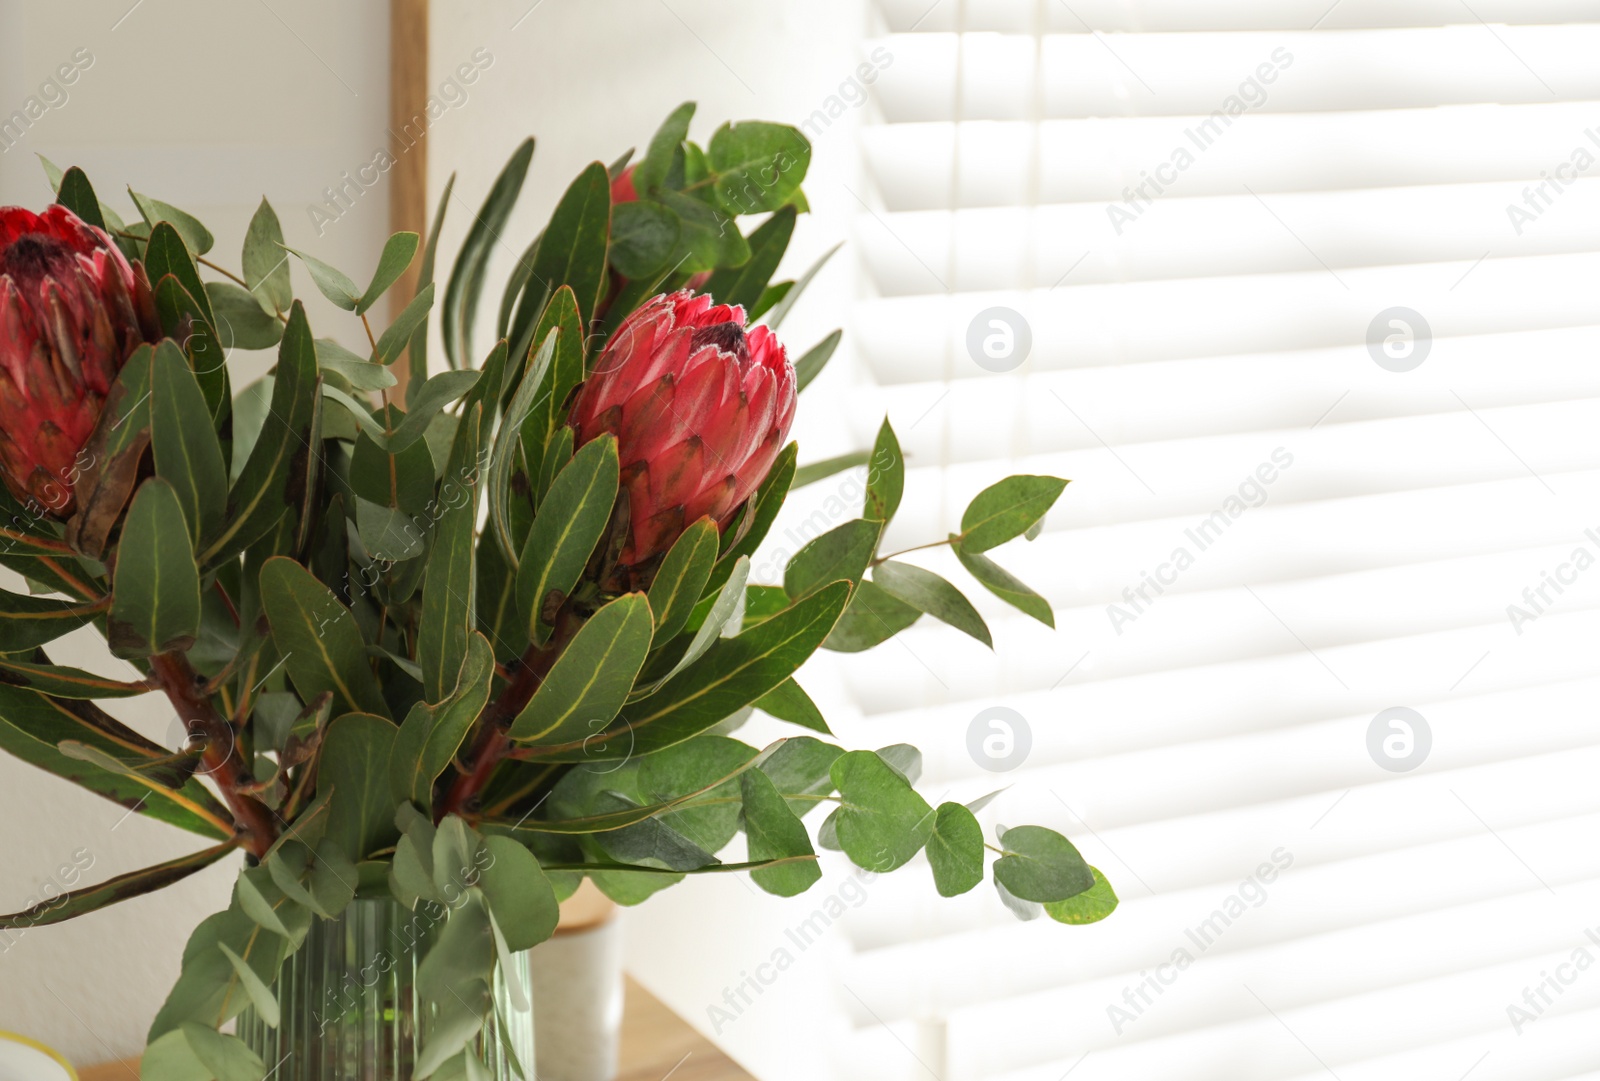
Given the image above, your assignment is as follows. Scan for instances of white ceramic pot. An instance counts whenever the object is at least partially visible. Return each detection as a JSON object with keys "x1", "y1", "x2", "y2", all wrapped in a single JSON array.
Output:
[
  {"x1": 0, "y1": 1032, "x2": 76, "y2": 1081},
  {"x1": 528, "y1": 882, "x2": 624, "y2": 1081}
]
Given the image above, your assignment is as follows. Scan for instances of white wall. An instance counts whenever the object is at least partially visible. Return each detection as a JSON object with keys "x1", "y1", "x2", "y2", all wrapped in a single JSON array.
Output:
[{"x1": 0, "y1": 0, "x2": 389, "y2": 1065}]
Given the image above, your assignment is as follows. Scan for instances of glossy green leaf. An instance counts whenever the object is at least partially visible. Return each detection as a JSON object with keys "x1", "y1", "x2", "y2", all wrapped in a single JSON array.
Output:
[
  {"x1": 759, "y1": 736, "x2": 842, "y2": 819},
  {"x1": 444, "y1": 139, "x2": 533, "y2": 368},
  {"x1": 204, "y1": 281, "x2": 283, "y2": 351},
  {"x1": 108, "y1": 479, "x2": 202, "y2": 658},
  {"x1": 358, "y1": 231, "x2": 420, "y2": 315},
  {"x1": 375, "y1": 281, "x2": 435, "y2": 365},
  {"x1": 515, "y1": 434, "x2": 618, "y2": 644},
  {"x1": 55, "y1": 167, "x2": 105, "y2": 230},
  {"x1": 525, "y1": 161, "x2": 611, "y2": 329},
  {"x1": 259, "y1": 557, "x2": 389, "y2": 718},
  {"x1": 419, "y1": 405, "x2": 483, "y2": 701},
  {"x1": 708, "y1": 121, "x2": 811, "y2": 215},
  {"x1": 633, "y1": 101, "x2": 694, "y2": 195},
  {"x1": 243, "y1": 198, "x2": 292, "y2": 314},
  {"x1": 150, "y1": 341, "x2": 227, "y2": 545},
  {"x1": 509, "y1": 593, "x2": 653, "y2": 744},
  {"x1": 820, "y1": 578, "x2": 920, "y2": 652},
  {"x1": 659, "y1": 190, "x2": 748, "y2": 273},
  {"x1": 609, "y1": 200, "x2": 679, "y2": 280},
  {"x1": 130, "y1": 190, "x2": 214, "y2": 256},
  {"x1": 873, "y1": 561, "x2": 991, "y2": 648},
  {"x1": 792, "y1": 329, "x2": 842, "y2": 392},
  {"x1": 927, "y1": 802, "x2": 984, "y2": 897},
  {"x1": 702, "y1": 206, "x2": 795, "y2": 311},
  {"x1": 791, "y1": 449, "x2": 868, "y2": 490},
  {"x1": 646, "y1": 518, "x2": 719, "y2": 643},
  {"x1": 408, "y1": 172, "x2": 454, "y2": 389},
  {"x1": 143, "y1": 222, "x2": 215, "y2": 328},
  {"x1": 958, "y1": 475, "x2": 1069, "y2": 554},
  {"x1": 637, "y1": 557, "x2": 748, "y2": 697},
  {"x1": 753, "y1": 678, "x2": 830, "y2": 734},
  {"x1": 180, "y1": 1022, "x2": 266, "y2": 1081},
  {"x1": 488, "y1": 331, "x2": 558, "y2": 563},
  {"x1": 993, "y1": 825, "x2": 1095, "y2": 903},
  {"x1": 388, "y1": 369, "x2": 478, "y2": 454},
  {"x1": 954, "y1": 544, "x2": 1054, "y2": 628},
  {"x1": 830, "y1": 750, "x2": 935, "y2": 873},
  {"x1": 204, "y1": 301, "x2": 321, "y2": 566},
  {"x1": 741, "y1": 768, "x2": 820, "y2": 896},
  {"x1": 0, "y1": 839, "x2": 236, "y2": 930},
  {"x1": 390, "y1": 634, "x2": 494, "y2": 811},
  {"x1": 217, "y1": 941, "x2": 279, "y2": 1028},
  {"x1": 0, "y1": 656, "x2": 146, "y2": 699},
  {"x1": 0, "y1": 591, "x2": 101, "y2": 652},
  {"x1": 317, "y1": 713, "x2": 400, "y2": 861},
  {"x1": 783, "y1": 519, "x2": 880, "y2": 601},
  {"x1": 536, "y1": 581, "x2": 849, "y2": 761},
  {"x1": 477, "y1": 835, "x2": 560, "y2": 951},
  {"x1": 316, "y1": 337, "x2": 395, "y2": 391},
  {"x1": 1044, "y1": 866, "x2": 1119, "y2": 924},
  {"x1": 285, "y1": 246, "x2": 361, "y2": 310},
  {"x1": 864, "y1": 418, "x2": 904, "y2": 524},
  {"x1": 711, "y1": 442, "x2": 794, "y2": 578}
]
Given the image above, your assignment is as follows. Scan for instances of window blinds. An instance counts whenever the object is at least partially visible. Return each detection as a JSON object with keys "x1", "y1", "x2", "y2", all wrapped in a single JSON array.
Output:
[{"x1": 821, "y1": 2, "x2": 1600, "y2": 1079}]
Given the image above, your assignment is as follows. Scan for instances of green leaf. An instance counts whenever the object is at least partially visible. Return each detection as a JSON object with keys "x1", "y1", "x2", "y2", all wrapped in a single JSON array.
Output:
[
  {"x1": 243, "y1": 198, "x2": 292, "y2": 314},
  {"x1": 375, "y1": 281, "x2": 436, "y2": 365},
  {"x1": 791, "y1": 449, "x2": 868, "y2": 490},
  {"x1": 0, "y1": 591, "x2": 101, "y2": 652},
  {"x1": 316, "y1": 337, "x2": 395, "y2": 391},
  {"x1": 419, "y1": 405, "x2": 483, "y2": 701},
  {"x1": 217, "y1": 941, "x2": 279, "y2": 1028},
  {"x1": 646, "y1": 518, "x2": 719, "y2": 643},
  {"x1": 476, "y1": 531, "x2": 525, "y2": 666},
  {"x1": 759, "y1": 736, "x2": 842, "y2": 819},
  {"x1": 317, "y1": 713, "x2": 400, "y2": 861},
  {"x1": 235, "y1": 868, "x2": 293, "y2": 938},
  {"x1": 204, "y1": 281, "x2": 283, "y2": 351},
  {"x1": 864, "y1": 418, "x2": 904, "y2": 524},
  {"x1": 509, "y1": 593, "x2": 653, "y2": 744},
  {"x1": 409, "y1": 172, "x2": 455, "y2": 388},
  {"x1": 711, "y1": 443, "x2": 795, "y2": 578},
  {"x1": 741, "y1": 768, "x2": 820, "y2": 896},
  {"x1": 954, "y1": 545, "x2": 1054, "y2": 628},
  {"x1": 516, "y1": 434, "x2": 619, "y2": 644},
  {"x1": 754, "y1": 678, "x2": 830, "y2": 735},
  {"x1": 749, "y1": 281, "x2": 792, "y2": 322},
  {"x1": 525, "y1": 161, "x2": 611, "y2": 329},
  {"x1": 993, "y1": 825, "x2": 1095, "y2": 903},
  {"x1": 477, "y1": 835, "x2": 560, "y2": 951},
  {"x1": 764, "y1": 244, "x2": 840, "y2": 330},
  {"x1": 143, "y1": 222, "x2": 215, "y2": 328},
  {"x1": 108, "y1": 479, "x2": 202, "y2": 658},
  {"x1": 634, "y1": 101, "x2": 695, "y2": 196},
  {"x1": 285, "y1": 246, "x2": 362, "y2": 310},
  {"x1": 702, "y1": 206, "x2": 796, "y2": 311},
  {"x1": 633, "y1": 735, "x2": 758, "y2": 853},
  {"x1": 259, "y1": 557, "x2": 389, "y2": 718},
  {"x1": 873, "y1": 561, "x2": 991, "y2": 648},
  {"x1": 0, "y1": 684, "x2": 231, "y2": 838},
  {"x1": 609, "y1": 200, "x2": 679, "y2": 280},
  {"x1": 150, "y1": 341, "x2": 228, "y2": 546},
  {"x1": 179, "y1": 1022, "x2": 266, "y2": 1081},
  {"x1": 130, "y1": 190, "x2": 214, "y2": 256},
  {"x1": 659, "y1": 190, "x2": 748, "y2": 273},
  {"x1": 792, "y1": 329, "x2": 842, "y2": 392},
  {"x1": 204, "y1": 301, "x2": 322, "y2": 566},
  {"x1": 1044, "y1": 866, "x2": 1119, "y2": 924},
  {"x1": 927, "y1": 802, "x2": 984, "y2": 897},
  {"x1": 389, "y1": 633, "x2": 495, "y2": 812},
  {"x1": 488, "y1": 331, "x2": 558, "y2": 563},
  {"x1": 958, "y1": 475, "x2": 1069, "y2": 554},
  {"x1": 0, "y1": 656, "x2": 146, "y2": 699},
  {"x1": 55, "y1": 167, "x2": 105, "y2": 230},
  {"x1": 388, "y1": 369, "x2": 479, "y2": 454},
  {"x1": 637, "y1": 557, "x2": 749, "y2": 696},
  {"x1": 63, "y1": 344, "x2": 153, "y2": 558},
  {"x1": 536, "y1": 582, "x2": 850, "y2": 761},
  {"x1": 525, "y1": 286, "x2": 586, "y2": 459},
  {"x1": 830, "y1": 749, "x2": 935, "y2": 872},
  {"x1": 358, "y1": 231, "x2": 420, "y2": 315},
  {"x1": 348, "y1": 403, "x2": 435, "y2": 514},
  {"x1": 708, "y1": 121, "x2": 812, "y2": 215},
  {"x1": 784, "y1": 519, "x2": 880, "y2": 601},
  {"x1": 444, "y1": 139, "x2": 533, "y2": 368},
  {"x1": 0, "y1": 840, "x2": 236, "y2": 930}
]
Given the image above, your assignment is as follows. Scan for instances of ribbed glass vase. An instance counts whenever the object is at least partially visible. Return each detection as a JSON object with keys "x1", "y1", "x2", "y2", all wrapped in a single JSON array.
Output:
[{"x1": 236, "y1": 898, "x2": 534, "y2": 1081}]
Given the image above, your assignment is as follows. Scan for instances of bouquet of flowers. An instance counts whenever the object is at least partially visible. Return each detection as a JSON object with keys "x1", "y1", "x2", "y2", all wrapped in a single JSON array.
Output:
[{"x1": 0, "y1": 103, "x2": 1112, "y2": 1080}]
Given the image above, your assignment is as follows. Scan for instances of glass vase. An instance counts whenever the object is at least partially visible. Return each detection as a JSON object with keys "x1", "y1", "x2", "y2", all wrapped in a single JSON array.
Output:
[{"x1": 236, "y1": 898, "x2": 534, "y2": 1081}]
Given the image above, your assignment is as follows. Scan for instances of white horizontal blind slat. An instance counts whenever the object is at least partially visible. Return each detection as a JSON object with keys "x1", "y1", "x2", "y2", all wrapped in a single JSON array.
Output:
[{"x1": 822, "y1": 1, "x2": 1600, "y2": 1078}]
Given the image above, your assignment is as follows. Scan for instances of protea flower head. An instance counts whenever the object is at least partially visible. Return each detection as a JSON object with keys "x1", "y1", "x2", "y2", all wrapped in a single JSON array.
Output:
[
  {"x1": 0, "y1": 205, "x2": 157, "y2": 515},
  {"x1": 570, "y1": 290, "x2": 796, "y2": 572}
]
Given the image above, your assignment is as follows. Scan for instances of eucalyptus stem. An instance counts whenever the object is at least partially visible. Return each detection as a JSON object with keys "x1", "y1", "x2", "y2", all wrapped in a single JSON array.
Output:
[{"x1": 870, "y1": 536, "x2": 956, "y2": 568}]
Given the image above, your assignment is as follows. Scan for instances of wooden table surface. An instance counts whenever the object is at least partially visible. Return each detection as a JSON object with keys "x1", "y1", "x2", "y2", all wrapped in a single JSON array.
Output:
[{"x1": 78, "y1": 977, "x2": 751, "y2": 1081}]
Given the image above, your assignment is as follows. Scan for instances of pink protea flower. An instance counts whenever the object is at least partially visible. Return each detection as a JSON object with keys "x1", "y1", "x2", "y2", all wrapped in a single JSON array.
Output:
[
  {"x1": 0, "y1": 205, "x2": 158, "y2": 515},
  {"x1": 570, "y1": 290, "x2": 796, "y2": 570}
]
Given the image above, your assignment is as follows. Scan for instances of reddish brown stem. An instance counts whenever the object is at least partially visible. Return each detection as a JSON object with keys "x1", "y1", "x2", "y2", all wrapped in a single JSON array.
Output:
[
  {"x1": 437, "y1": 609, "x2": 581, "y2": 820},
  {"x1": 150, "y1": 651, "x2": 278, "y2": 858}
]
